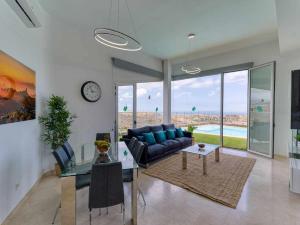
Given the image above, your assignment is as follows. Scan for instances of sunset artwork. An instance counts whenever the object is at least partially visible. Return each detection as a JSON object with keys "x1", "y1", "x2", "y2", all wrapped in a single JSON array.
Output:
[{"x1": 0, "y1": 50, "x2": 36, "y2": 124}]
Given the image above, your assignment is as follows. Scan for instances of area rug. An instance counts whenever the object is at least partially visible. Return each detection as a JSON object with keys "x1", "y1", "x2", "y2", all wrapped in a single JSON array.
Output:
[{"x1": 143, "y1": 152, "x2": 256, "y2": 208}]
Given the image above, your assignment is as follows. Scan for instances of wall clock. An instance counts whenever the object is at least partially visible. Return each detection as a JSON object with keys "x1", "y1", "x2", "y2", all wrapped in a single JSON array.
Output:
[{"x1": 81, "y1": 81, "x2": 102, "y2": 102}]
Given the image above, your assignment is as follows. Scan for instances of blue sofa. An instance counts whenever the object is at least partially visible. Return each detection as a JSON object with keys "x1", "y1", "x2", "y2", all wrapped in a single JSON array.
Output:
[{"x1": 122, "y1": 124, "x2": 192, "y2": 167}]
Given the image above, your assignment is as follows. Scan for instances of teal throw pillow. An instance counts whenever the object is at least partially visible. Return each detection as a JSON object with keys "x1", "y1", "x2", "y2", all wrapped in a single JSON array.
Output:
[
  {"x1": 143, "y1": 132, "x2": 156, "y2": 145},
  {"x1": 176, "y1": 128, "x2": 184, "y2": 138},
  {"x1": 166, "y1": 129, "x2": 176, "y2": 139},
  {"x1": 154, "y1": 131, "x2": 167, "y2": 143}
]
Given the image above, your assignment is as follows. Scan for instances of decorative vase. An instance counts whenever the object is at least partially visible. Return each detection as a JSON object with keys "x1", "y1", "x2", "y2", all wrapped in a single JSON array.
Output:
[{"x1": 97, "y1": 146, "x2": 109, "y2": 155}]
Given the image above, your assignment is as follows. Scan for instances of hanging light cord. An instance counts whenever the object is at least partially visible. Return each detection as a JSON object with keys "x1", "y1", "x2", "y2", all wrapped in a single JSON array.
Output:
[{"x1": 125, "y1": 0, "x2": 139, "y2": 40}]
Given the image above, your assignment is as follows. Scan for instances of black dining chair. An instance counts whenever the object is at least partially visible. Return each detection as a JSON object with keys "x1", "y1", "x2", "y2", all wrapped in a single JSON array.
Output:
[
  {"x1": 51, "y1": 146, "x2": 91, "y2": 224},
  {"x1": 89, "y1": 161, "x2": 125, "y2": 225},
  {"x1": 122, "y1": 141, "x2": 146, "y2": 206},
  {"x1": 62, "y1": 141, "x2": 75, "y2": 160}
]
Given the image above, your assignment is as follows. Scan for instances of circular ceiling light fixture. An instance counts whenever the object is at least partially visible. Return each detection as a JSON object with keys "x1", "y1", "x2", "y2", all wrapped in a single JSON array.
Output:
[
  {"x1": 181, "y1": 33, "x2": 201, "y2": 75},
  {"x1": 94, "y1": 0, "x2": 142, "y2": 52},
  {"x1": 181, "y1": 64, "x2": 201, "y2": 75},
  {"x1": 94, "y1": 28, "x2": 142, "y2": 51}
]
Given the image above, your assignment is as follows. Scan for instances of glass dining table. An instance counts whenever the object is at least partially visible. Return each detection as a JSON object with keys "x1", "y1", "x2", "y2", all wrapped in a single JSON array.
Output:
[{"x1": 60, "y1": 142, "x2": 138, "y2": 225}]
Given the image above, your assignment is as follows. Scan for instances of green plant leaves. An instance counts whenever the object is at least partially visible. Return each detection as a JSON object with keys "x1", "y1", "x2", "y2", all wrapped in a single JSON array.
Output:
[{"x1": 39, "y1": 95, "x2": 75, "y2": 150}]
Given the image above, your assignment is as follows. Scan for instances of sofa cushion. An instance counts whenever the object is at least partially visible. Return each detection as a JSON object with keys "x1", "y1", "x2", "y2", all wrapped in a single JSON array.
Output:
[
  {"x1": 143, "y1": 132, "x2": 156, "y2": 145},
  {"x1": 149, "y1": 125, "x2": 164, "y2": 132},
  {"x1": 128, "y1": 126, "x2": 150, "y2": 137},
  {"x1": 161, "y1": 139, "x2": 181, "y2": 149},
  {"x1": 147, "y1": 144, "x2": 166, "y2": 158},
  {"x1": 162, "y1": 124, "x2": 176, "y2": 130},
  {"x1": 137, "y1": 135, "x2": 144, "y2": 142},
  {"x1": 154, "y1": 131, "x2": 167, "y2": 143},
  {"x1": 175, "y1": 137, "x2": 192, "y2": 146},
  {"x1": 176, "y1": 128, "x2": 184, "y2": 138},
  {"x1": 166, "y1": 129, "x2": 176, "y2": 139}
]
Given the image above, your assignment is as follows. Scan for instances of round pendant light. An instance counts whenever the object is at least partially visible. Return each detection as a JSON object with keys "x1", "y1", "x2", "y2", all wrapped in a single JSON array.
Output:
[
  {"x1": 181, "y1": 33, "x2": 201, "y2": 75},
  {"x1": 94, "y1": 0, "x2": 142, "y2": 52},
  {"x1": 94, "y1": 28, "x2": 142, "y2": 51},
  {"x1": 181, "y1": 64, "x2": 201, "y2": 75}
]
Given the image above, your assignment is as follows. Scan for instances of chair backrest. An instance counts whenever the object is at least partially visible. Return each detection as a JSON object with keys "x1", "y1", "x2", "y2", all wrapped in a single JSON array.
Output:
[
  {"x1": 52, "y1": 146, "x2": 70, "y2": 171},
  {"x1": 131, "y1": 141, "x2": 145, "y2": 164},
  {"x1": 128, "y1": 137, "x2": 138, "y2": 152},
  {"x1": 62, "y1": 141, "x2": 75, "y2": 159},
  {"x1": 96, "y1": 133, "x2": 111, "y2": 143},
  {"x1": 89, "y1": 161, "x2": 124, "y2": 209}
]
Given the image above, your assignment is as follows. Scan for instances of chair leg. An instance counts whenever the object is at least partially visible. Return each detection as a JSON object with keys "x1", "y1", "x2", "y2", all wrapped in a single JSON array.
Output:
[
  {"x1": 52, "y1": 202, "x2": 61, "y2": 224},
  {"x1": 138, "y1": 185, "x2": 146, "y2": 206},
  {"x1": 89, "y1": 209, "x2": 92, "y2": 225}
]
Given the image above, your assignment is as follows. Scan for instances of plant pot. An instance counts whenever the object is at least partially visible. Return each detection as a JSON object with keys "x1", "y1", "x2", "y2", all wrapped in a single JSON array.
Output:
[{"x1": 55, "y1": 163, "x2": 61, "y2": 176}]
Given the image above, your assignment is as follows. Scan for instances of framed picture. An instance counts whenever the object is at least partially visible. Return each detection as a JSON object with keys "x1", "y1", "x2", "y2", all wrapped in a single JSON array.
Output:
[{"x1": 0, "y1": 50, "x2": 36, "y2": 125}]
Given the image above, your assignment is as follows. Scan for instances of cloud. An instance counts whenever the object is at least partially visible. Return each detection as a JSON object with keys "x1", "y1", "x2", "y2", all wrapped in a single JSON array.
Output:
[
  {"x1": 208, "y1": 90, "x2": 216, "y2": 97},
  {"x1": 137, "y1": 88, "x2": 147, "y2": 97},
  {"x1": 120, "y1": 91, "x2": 133, "y2": 99},
  {"x1": 156, "y1": 92, "x2": 161, "y2": 97},
  {"x1": 224, "y1": 71, "x2": 248, "y2": 85}
]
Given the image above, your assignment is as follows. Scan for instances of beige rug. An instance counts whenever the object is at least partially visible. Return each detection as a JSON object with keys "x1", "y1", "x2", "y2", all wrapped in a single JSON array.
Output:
[{"x1": 143, "y1": 152, "x2": 256, "y2": 208}]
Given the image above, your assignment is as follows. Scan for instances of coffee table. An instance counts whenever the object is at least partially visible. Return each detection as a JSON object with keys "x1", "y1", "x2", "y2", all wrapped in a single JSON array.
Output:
[{"x1": 181, "y1": 143, "x2": 220, "y2": 175}]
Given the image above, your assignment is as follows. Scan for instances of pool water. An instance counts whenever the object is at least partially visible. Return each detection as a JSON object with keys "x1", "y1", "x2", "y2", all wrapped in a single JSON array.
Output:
[{"x1": 193, "y1": 124, "x2": 247, "y2": 138}]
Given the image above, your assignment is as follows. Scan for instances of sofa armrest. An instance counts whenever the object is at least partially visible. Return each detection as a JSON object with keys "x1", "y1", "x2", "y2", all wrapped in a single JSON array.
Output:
[
  {"x1": 183, "y1": 131, "x2": 192, "y2": 138},
  {"x1": 139, "y1": 142, "x2": 149, "y2": 167},
  {"x1": 120, "y1": 135, "x2": 131, "y2": 146}
]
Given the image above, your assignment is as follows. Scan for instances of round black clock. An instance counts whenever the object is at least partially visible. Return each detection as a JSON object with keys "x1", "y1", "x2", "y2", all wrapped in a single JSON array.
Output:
[{"x1": 81, "y1": 81, "x2": 102, "y2": 102}]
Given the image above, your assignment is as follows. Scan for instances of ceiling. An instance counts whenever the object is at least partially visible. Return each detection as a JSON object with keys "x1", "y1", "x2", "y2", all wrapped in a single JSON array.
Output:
[{"x1": 39, "y1": 0, "x2": 277, "y2": 59}]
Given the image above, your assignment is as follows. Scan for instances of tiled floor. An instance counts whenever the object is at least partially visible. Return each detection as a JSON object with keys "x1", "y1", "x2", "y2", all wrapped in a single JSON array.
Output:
[{"x1": 3, "y1": 149, "x2": 300, "y2": 225}]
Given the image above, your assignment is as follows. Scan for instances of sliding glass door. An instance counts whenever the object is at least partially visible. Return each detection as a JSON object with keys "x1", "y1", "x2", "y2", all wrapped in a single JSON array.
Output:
[
  {"x1": 223, "y1": 71, "x2": 248, "y2": 150},
  {"x1": 136, "y1": 82, "x2": 163, "y2": 127},
  {"x1": 248, "y1": 63, "x2": 274, "y2": 157},
  {"x1": 116, "y1": 82, "x2": 163, "y2": 140},
  {"x1": 116, "y1": 85, "x2": 134, "y2": 140}
]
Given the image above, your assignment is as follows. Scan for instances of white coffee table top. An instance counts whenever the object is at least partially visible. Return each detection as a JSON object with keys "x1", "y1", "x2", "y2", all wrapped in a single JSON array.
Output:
[{"x1": 181, "y1": 143, "x2": 220, "y2": 156}]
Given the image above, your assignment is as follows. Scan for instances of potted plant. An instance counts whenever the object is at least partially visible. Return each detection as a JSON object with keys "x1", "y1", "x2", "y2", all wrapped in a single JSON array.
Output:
[
  {"x1": 95, "y1": 140, "x2": 111, "y2": 155},
  {"x1": 187, "y1": 124, "x2": 197, "y2": 144},
  {"x1": 39, "y1": 95, "x2": 76, "y2": 175}
]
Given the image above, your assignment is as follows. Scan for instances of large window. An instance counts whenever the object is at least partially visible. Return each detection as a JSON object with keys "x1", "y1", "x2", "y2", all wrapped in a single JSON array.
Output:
[
  {"x1": 171, "y1": 71, "x2": 248, "y2": 150},
  {"x1": 137, "y1": 82, "x2": 163, "y2": 127},
  {"x1": 172, "y1": 75, "x2": 221, "y2": 145},
  {"x1": 117, "y1": 85, "x2": 134, "y2": 137}
]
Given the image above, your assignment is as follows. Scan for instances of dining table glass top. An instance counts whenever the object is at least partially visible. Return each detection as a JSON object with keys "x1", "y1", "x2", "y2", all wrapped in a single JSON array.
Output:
[{"x1": 60, "y1": 141, "x2": 138, "y2": 177}]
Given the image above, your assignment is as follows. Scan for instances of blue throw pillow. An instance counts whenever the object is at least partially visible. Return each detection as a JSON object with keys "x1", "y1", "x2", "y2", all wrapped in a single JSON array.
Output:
[
  {"x1": 143, "y1": 132, "x2": 156, "y2": 145},
  {"x1": 154, "y1": 131, "x2": 167, "y2": 143},
  {"x1": 166, "y1": 129, "x2": 176, "y2": 139},
  {"x1": 176, "y1": 128, "x2": 184, "y2": 138}
]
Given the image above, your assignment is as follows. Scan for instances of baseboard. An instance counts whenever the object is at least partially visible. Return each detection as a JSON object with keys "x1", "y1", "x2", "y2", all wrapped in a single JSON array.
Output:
[{"x1": 2, "y1": 169, "x2": 55, "y2": 224}]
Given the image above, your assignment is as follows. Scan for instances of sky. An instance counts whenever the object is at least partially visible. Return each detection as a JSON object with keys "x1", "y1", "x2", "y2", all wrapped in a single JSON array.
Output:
[{"x1": 118, "y1": 70, "x2": 248, "y2": 114}]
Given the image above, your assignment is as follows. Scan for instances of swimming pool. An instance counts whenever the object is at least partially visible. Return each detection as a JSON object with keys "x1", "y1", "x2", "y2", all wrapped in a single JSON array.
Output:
[{"x1": 192, "y1": 124, "x2": 247, "y2": 138}]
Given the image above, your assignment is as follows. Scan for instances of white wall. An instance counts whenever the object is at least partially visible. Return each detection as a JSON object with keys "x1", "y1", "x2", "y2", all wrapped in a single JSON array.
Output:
[
  {"x1": 0, "y1": 1, "x2": 49, "y2": 223},
  {"x1": 171, "y1": 40, "x2": 300, "y2": 157},
  {"x1": 0, "y1": 1, "x2": 162, "y2": 223}
]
